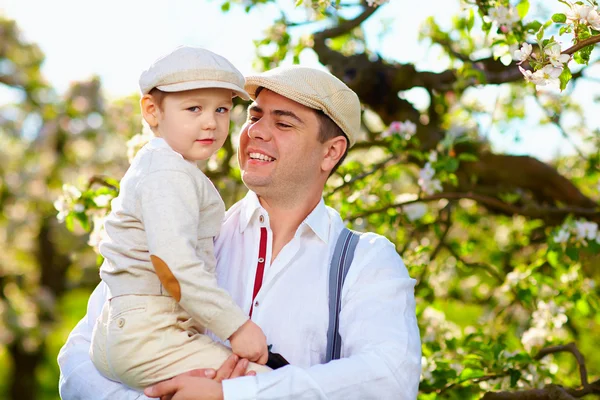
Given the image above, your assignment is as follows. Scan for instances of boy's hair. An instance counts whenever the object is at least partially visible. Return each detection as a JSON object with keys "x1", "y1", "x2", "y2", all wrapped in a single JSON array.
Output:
[{"x1": 148, "y1": 88, "x2": 167, "y2": 109}]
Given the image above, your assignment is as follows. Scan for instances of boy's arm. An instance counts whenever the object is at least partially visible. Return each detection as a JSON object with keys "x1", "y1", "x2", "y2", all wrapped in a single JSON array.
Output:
[
  {"x1": 220, "y1": 236, "x2": 422, "y2": 400},
  {"x1": 57, "y1": 282, "x2": 151, "y2": 400},
  {"x1": 138, "y1": 169, "x2": 248, "y2": 341}
]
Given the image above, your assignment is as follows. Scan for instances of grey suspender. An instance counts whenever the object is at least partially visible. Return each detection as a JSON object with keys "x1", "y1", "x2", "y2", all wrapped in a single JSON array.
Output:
[{"x1": 325, "y1": 228, "x2": 360, "y2": 363}]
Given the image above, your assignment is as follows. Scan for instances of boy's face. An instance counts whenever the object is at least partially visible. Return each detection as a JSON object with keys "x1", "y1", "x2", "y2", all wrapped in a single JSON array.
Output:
[{"x1": 150, "y1": 88, "x2": 233, "y2": 161}]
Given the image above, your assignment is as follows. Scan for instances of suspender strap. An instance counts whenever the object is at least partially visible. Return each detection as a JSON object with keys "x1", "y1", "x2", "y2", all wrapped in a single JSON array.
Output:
[{"x1": 325, "y1": 228, "x2": 360, "y2": 363}]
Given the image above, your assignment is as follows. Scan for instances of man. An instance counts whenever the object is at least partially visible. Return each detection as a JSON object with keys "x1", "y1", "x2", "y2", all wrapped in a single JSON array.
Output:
[{"x1": 58, "y1": 65, "x2": 422, "y2": 400}]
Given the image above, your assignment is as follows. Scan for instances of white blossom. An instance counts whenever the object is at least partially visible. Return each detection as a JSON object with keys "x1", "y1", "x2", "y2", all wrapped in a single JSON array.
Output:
[
  {"x1": 553, "y1": 228, "x2": 570, "y2": 244},
  {"x1": 488, "y1": 5, "x2": 520, "y2": 28},
  {"x1": 544, "y1": 43, "x2": 570, "y2": 68},
  {"x1": 418, "y1": 162, "x2": 443, "y2": 195},
  {"x1": 54, "y1": 184, "x2": 83, "y2": 222},
  {"x1": 428, "y1": 151, "x2": 438, "y2": 163},
  {"x1": 514, "y1": 42, "x2": 533, "y2": 63},
  {"x1": 574, "y1": 219, "x2": 598, "y2": 241},
  {"x1": 522, "y1": 65, "x2": 562, "y2": 89},
  {"x1": 566, "y1": 4, "x2": 593, "y2": 24},
  {"x1": 93, "y1": 194, "x2": 113, "y2": 208},
  {"x1": 521, "y1": 326, "x2": 548, "y2": 351},
  {"x1": 88, "y1": 214, "x2": 107, "y2": 250},
  {"x1": 53, "y1": 196, "x2": 69, "y2": 222},
  {"x1": 403, "y1": 202, "x2": 428, "y2": 221},
  {"x1": 587, "y1": 9, "x2": 600, "y2": 30}
]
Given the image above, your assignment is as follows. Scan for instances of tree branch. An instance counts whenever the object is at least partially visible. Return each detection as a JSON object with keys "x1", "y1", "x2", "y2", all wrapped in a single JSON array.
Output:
[
  {"x1": 563, "y1": 34, "x2": 600, "y2": 55},
  {"x1": 348, "y1": 191, "x2": 599, "y2": 223},
  {"x1": 535, "y1": 343, "x2": 588, "y2": 387}
]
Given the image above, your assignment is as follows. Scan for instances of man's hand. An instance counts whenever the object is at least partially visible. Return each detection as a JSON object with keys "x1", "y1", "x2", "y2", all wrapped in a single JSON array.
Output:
[
  {"x1": 228, "y1": 320, "x2": 269, "y2": 364},
  {"x1": 144, "y1": 355, "x2": 256, "y2": 399},
  {"x1": 144, "y1": 375, "x2": 223, "y2": 400}
]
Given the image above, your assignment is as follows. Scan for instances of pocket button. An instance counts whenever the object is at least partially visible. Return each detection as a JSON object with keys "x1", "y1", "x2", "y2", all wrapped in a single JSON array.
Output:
[{"x1": 117, "y1": 318, "x2": 125, "y2": 328}]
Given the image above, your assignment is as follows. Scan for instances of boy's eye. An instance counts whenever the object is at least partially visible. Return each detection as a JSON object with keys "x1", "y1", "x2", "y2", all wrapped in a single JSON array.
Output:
[
  {"x1": 216, "y1": 107, "x2": 230, "y2": 114},
  {"x1": 187, "y1": 106, "x2": 201, "y2": 112}
]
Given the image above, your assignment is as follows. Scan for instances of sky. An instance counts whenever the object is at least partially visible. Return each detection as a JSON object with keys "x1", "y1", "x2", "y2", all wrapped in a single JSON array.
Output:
[{"x1": 0, "y1": 0, "x2": 597, "y2": 161}]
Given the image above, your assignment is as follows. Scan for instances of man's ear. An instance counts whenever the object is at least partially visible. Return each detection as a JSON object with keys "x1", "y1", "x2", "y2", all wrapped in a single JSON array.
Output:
[
  {"x1": 141, "y1": 94, "x2": 160, "y2": 129},
  {"x1": 321, "y1": 136, "x2": 347, "y2": 173}
]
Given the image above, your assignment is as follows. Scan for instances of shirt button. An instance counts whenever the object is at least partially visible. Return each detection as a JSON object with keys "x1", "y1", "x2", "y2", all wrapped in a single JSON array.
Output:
[
  {"x1": 117, "y1": 318, "x2": 125, "y2": 328},
  {"x1": 259, "y1": 215, "x2": 264, "y2": 223},
  {"x1": 254, "y1": 301, "x2": 259, "y2": 307},
  {"x1": 258, "y1": 257, "x2": 265, "y2": 263}
]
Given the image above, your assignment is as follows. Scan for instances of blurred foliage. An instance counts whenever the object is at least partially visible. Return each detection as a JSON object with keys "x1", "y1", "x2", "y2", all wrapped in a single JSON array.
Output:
[{"x1": 2, "y1": 0, "x2": 600, "y2": 399}]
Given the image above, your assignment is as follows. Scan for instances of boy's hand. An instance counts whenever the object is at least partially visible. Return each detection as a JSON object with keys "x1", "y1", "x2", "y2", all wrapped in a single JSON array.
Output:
[{"x1": 228, "y1": 320, "x2": 268, "y2": 364}]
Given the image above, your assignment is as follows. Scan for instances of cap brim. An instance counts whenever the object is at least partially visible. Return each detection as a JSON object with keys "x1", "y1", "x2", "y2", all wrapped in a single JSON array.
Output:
[{"x1": 156, "y1": 80, "x2": 250, "y2": 101}]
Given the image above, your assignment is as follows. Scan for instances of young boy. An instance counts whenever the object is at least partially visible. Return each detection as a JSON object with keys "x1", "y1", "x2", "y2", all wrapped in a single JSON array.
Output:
[{"x1": 89, "y1": 46, "x2": 270, "y2": 390}]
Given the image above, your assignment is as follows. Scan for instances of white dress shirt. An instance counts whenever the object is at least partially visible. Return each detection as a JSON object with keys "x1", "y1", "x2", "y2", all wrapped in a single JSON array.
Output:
[{"x1": 58, "y1": 191, "x2": 421, "y2": 400}]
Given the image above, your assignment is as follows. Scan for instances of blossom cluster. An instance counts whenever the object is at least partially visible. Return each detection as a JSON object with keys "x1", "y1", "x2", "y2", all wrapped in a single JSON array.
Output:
[
  {"x1": 381, "y1": 120, "x2": 417, "y2": 139},
  {"x1": 521, "y1": 300, "x2": 568, "y2": 351},
  {"x1": 553, "y1": 218, "x2": 600, "y2": 245},
  {"x1": 487, "y1": 5, "x2": 520, "y2": 31},
  {"x1": 515, "y1": 42, "x2": 570, "y2": 89},
  {"x1": 53, "y1": 184, "x2": 84, "y2": 222},
  {"x1": 565, "y1": 3, "x2": 600, "y2": 28},
  {"x1": 418, "y1": 151, "x2": 443, "y2": 195}
]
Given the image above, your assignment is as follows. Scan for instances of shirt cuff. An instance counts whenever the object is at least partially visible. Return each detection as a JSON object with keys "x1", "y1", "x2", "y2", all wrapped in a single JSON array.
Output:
[{"x1": 222, "y1": 376, "x2": 258, "y2": 400}]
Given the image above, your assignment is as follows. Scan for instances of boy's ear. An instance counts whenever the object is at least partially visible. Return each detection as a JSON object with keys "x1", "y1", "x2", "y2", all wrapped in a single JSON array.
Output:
[
  {"x1": 141, "y1": 94, "x2": 159, "y2": 128},
  {"x1": 320, "y1": 136, "x2": 347, "y2": 174}
]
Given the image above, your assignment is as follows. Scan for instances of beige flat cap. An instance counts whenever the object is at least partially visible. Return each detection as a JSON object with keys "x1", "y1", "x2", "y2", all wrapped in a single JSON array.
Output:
[
  {"x1": 139, "y1": 46, "x2": 250, "y2": 100},
  {"x1": 245, "y1": 66, "x2": 360, "y2": 147}
]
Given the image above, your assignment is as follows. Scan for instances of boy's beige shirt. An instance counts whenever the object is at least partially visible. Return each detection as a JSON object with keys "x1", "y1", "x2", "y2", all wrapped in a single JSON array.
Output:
[{"x1": 98, "y1": 138, "x2": 248, "y2": 341}]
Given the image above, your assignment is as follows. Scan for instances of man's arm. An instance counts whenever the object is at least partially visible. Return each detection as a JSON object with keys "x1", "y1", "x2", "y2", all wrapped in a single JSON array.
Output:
[
  {"x1": 149, "y1": 234, "x2": 421, "y2": 400},
  {"x1": 57, "y1": 282, "x2": 151, "y2": 400}
]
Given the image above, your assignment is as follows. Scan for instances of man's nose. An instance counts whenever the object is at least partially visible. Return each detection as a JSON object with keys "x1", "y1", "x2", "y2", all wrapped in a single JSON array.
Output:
[{"x1": 247, "y1": 119, "x2": 271, "y2": 141}]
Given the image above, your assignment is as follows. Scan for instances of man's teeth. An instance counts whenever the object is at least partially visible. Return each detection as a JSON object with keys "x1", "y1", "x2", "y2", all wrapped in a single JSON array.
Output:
[{"x1": 249, "y1": 152, "x2": 274, "y2": 161}]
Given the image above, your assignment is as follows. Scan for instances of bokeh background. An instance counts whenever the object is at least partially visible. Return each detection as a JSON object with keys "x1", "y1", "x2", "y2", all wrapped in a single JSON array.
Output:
[{"x1": 0, "y1": 0, "x2": 599, "y2": 399}]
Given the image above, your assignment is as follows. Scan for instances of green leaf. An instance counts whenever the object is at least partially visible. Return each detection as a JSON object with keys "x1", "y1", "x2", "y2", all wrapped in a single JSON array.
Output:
[
  {"x1": 552, "y1": 13, "x2": 567, "y2": 23},
  {"x1": 458, "y1": 153, "x2": 478, "y2": 162},
  {"x1": 220, "y1": 1, "x2": 230, "y2": 12},
  {"x1": 467, "y1": 9, "x2": 475, "y2": 32},
  {"x1": 565, "y1": 246, "x2": 579, "y2": 261},
  {"x1": 510, "y1": 369, "x2": 522, "y2": 387},
  {"x1": 547, "y1": 250, "x2": 560, "y2": 267},
  {"x1": 516, "y1": 0, "x2": 530, "y2": 19},
  {"x1": 526, "y1": 21, "x2": 543, "y2": 33},
  {"x1": 536, "y1": 26, "x2": 545, "y2": 43},
  {"x1": 574, "y1": 45, "x2": 594, "y2": 65},
  {"x1": 559, "y1": 65, "x2": 572, "y2": 91},
  {"x1": 444, "y1": 158, "x2": 460, "y2": 172},
  {"x1": 459, "y1": 367, "x2": 486, "y2": 381}
]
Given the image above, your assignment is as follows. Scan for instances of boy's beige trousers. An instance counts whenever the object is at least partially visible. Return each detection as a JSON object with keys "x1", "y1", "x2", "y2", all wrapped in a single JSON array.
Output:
[{"x1": 90, "y1": 294, "x2": 270, "y2": 390}]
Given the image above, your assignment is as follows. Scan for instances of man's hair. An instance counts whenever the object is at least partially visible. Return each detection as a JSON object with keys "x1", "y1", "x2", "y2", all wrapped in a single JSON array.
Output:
[
  {"x1": 254, "y1": 87, "x2": 349, "y2": 176},
  {"x1": 314, "y1": 110, "x2": 348, "y2": 176}
]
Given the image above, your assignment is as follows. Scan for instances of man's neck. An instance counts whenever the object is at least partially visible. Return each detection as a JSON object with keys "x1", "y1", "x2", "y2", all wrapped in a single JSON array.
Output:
[{"x1": 258, "y1": 191, "x2": 322, "y2": 262}]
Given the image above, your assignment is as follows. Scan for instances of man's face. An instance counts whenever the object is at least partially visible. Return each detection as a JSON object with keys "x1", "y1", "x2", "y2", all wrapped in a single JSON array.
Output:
[
  {"x1": 238, "y1": 89, "x2": 326, "y2": 201},
  {"x1": 155, "y1": 88, "x2": 232, "y2": 161}
]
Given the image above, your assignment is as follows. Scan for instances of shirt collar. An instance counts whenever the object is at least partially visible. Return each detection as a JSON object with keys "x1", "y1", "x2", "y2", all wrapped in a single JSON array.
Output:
[
  {"x1": 238, "y1": 192, "x2": 330, "y2": 244},
  {"x1": 146, "y1": 137, "x2": 196, "y2": 166},
  {"x1": 238, "y1": 191, "x2": 263, "y2": 234}
]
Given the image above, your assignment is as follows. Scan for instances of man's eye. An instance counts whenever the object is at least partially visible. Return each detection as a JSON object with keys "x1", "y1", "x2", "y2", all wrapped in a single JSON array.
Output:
[
  {"x1": 277, "y1": 123, "x2": 292, "y2": 128},
  {"x1": 216, "y1": 107, "x2": 229, "y2": 114},
  {"x1": 187, "y1": 106, "x2": 201, "y2": 112},
  {"x1": 248, "y1": 116, "x2": 260, "y2": 122}
]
